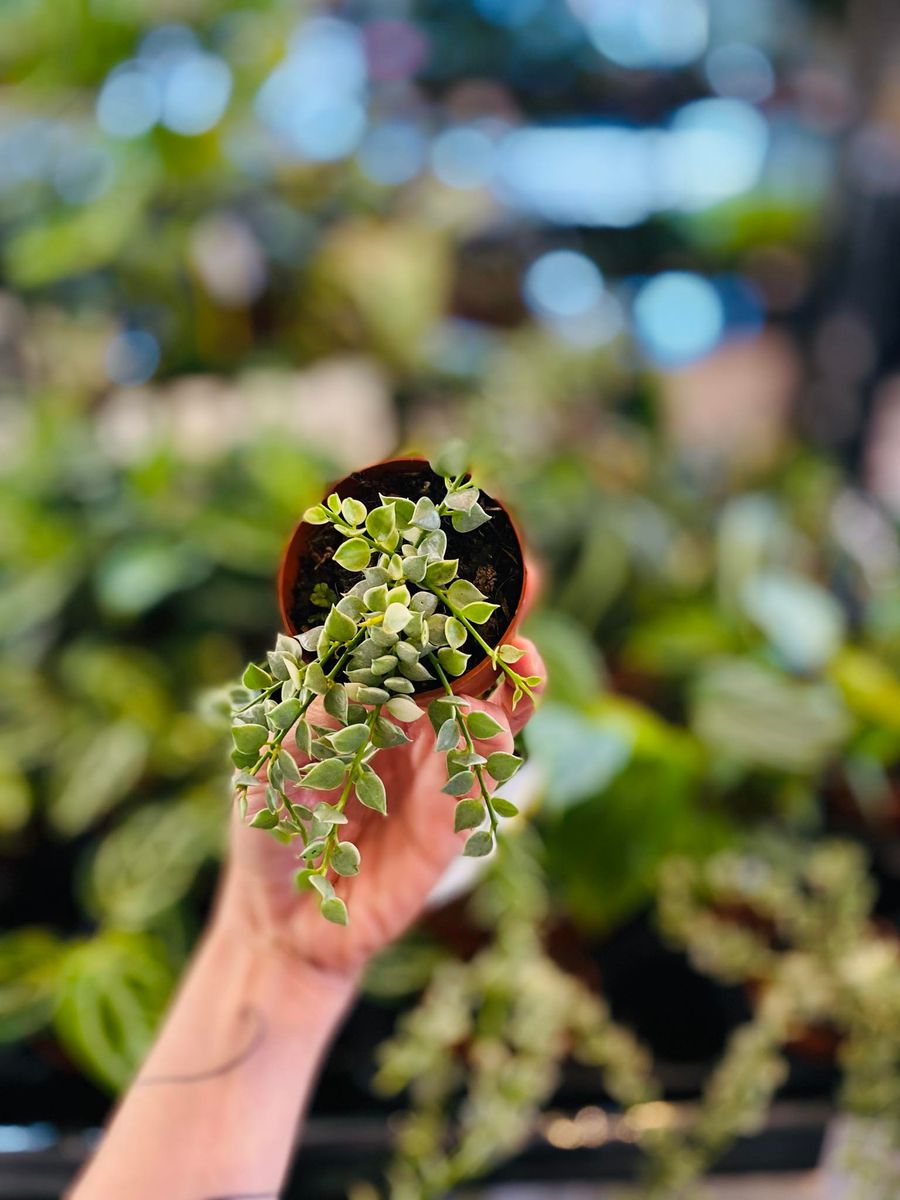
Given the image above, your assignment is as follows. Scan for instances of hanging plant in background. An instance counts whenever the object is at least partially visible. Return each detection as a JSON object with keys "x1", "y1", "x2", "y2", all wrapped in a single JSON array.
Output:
[{"x1": 229, "y1": 451, "x2": 542, "y2": 924}]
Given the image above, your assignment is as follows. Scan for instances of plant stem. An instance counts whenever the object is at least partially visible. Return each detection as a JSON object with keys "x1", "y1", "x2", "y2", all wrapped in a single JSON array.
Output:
[
  {"x1": 430, "y1": 588, "x2": 534, "y2": 703},
  {"x1": 430, "y1": 655, "x2": 498, "y2": 838},
  {"x1": 317, "y1": 704, "x2": 382, "y2": 876}
]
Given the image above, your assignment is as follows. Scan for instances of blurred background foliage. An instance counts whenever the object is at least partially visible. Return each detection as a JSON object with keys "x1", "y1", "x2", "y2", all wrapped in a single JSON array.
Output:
[{"x1": 2, "y1": 0, "x2": 900, "y2": 1192}]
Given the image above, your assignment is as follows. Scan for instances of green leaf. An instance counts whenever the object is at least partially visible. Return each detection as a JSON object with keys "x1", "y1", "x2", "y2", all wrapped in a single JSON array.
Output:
[
  {"x1": 341, "y1": 496, "x2": 367, "y2": 526},
  {"x1": 303, "y1": 505, "x2": 331, "y2": 525},
  {"x1": 321, "y1": 896, "x2": 349, "y2": 926},
  {"x1": 231, "y1": 748, "x2": 258, "y2": 769},
  {"x1": 436, "y1": 718, "x2": 460, "y2": 752},
  {"x1": 269, "y1": 698, "x2": 302, "y2": 730},
  {"x1": 363, "y1": 583, "x2": 389, "y2": 612},
  {"x1": 463, "y1": 830, "x2": 493, "y2": 857},
  {"x1": 373, "y1": 716, "x2": 411, "y2": 747},
  {"x1": 242, "y1": 662, "x2": 272, "y2": 689},
  {"x1": 498, "y1": 643, "x2": 525, "y2": 663},
  {"x1": 402, "y1": 555, "x2": 427, "y2": 583},
  {"x1": 294, "y1": 718, "x2": 313, "y2": 755},
  {"x1": 424, "y1": 559, "x2": 459, "y2": 587},
  {"x1": 385, "y1": 676, "x2": 415, "y2": 694},
  {"x1": 461, "y1": 601, "x2": 497, "y2": 625},
  {"x1": 448, "y1": 579, "x2": 485, "y2": 607},
  {"x1": 277, "y1": 748, "x2": 302, "y2": 782},
  {"x1": 353, "y1": 685, "x2": 391, "y2": 706},
  {"x1": 454, "y1": 797, "x2": 484, "y2": 831},
  {"x1": 231, "y1": 723, "x2": 269, "y2": 753},
  {"x1": 445, "y1": 618, "x2": 467, "y2": 649},
  {"x1": 492, "y1": 796, "x2": 519, "y2": 818},
  {"x1": 294, "y1": 868, "x2": 315, "y2": 892},
  {"x1": 250, "y1": 808, "x2": 278, "y2": 829},
  {"x1": 366, "y1": 503, "x2": 396, "y2": 542},
  {"x1": 310, "y1": 874, "x2": 335, "y2": 899},
  {"x1": 486, "y1": 752, "x2": 522, "y2": 782},
  {"x1": 399, "y1": 659, "x2": 433, "y2": 682},
  {"x1": 324, "y1": 606, "x2": 358, "y2": 644},
  {"x1": 419, "y1": 530, "x2": 448, "y2": 560},
  {"x1": 355, "y1": 768, "x2": 387, "y2": 813},
  {"x1": 380, "y1": 494, "x2": 416, "y2": 526},
  {"x1": 438, "y1": 647, "x2": 469, "y2": 677},
  {"x1": 452, "y1": 503, "x2": 490, "y2": 533},
  {"x1": 333, "y1": 538, "x2": 371, "y2": 572},
  {"x1": 302, "y1": 759, "x2": 348, "y2": 791},
  {"x1": 410, "y1": 592, "x2": 438, "y2": 618},
  {"x1": 372, "y1": 654, "x2": 399, "y2": 676},
  {"x1": 442, "y1": 770, "x2": 475, "y2": 797},
  {"x1": 326, "y1": 493, "x2": 342, "y2": 514},
  {"x1": 323, "y1": 686, "x2": 348, "y2": 724},
  {"x1": 383, "y1": 602, "x2": 413, "y2": 635},
  {"x1": 338, "y1": 594, "x2": 366, "y2": 620},
  {"x1": 305, "y1": 662, "x2": 329, "y2": 694},
  {"x1": 427, "y1": 614, "x2": 449, "y2": 646},
  {"x1": 444, "y1": 488, "x2": 480, "y2": 513},
  {"x1": 411, "y1": 496, "x2": 441, "y2": 531},
  {"x1": 312, "y1": 802, "x2": 348, "y2": 827},
  {"x1": 428, "y1": 698, "x2": 457, "y2": 733},
  {"x1": 267, "y1": 651, "x2": 291, "y2": 681},
  {"x1": 348, "y1": 668, "x2": 380, "y2": 686},
  {"x1": 332, "y1": 842, "x2": 361, "y2": 876},
  {"x1": 466, "y1": 710, "x2": 504, "y2": 740},
  {"x1": 385, "y1": 696, "x2": 424, "y2": 723},
  {"x1": 331, "y1": 723, "x2": 371, "y2": 754},
  {"x1": 298, "y1": 626, "x2": 323, "y2": 653}
]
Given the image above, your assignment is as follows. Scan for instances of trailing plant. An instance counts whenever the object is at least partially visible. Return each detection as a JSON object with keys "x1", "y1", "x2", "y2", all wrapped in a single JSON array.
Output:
[
  {"x1": 229, "y1": 451, "x2": 542, "y2": 924},
  {"x1": 360, "y1": 832, "x2": 900, "y2": 1200}
]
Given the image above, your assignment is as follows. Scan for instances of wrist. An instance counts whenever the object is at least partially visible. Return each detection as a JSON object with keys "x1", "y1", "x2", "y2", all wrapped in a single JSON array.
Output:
[{"x1": 206, "y1": 903, "x2": 363, "y2": 1001}]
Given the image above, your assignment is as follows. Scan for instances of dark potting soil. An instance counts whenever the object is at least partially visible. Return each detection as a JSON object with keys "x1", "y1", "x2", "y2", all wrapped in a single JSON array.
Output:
[{"x1": 288, "y1": 462, "x2": 524, "y2": 694}]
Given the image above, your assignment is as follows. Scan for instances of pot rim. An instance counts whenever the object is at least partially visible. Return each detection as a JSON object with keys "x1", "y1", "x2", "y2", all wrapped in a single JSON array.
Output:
[{"x1": 277, "y1": 455, "x2": 527, "y2": 701}]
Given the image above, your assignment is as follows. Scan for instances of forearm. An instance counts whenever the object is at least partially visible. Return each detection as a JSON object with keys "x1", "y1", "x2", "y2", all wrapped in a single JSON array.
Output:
[{"x1": 70, "y1": 918, "x2": 358, "y2": 1200}]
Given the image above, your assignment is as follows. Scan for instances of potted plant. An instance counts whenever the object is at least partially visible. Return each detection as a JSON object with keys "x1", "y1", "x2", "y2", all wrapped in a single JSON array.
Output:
[{"x1": 229, "y1": 450, "x2": 542, "y2": 924}]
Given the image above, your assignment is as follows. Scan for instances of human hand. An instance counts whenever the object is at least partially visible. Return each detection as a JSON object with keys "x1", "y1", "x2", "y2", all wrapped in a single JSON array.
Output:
[{"x1": 216, "y1": 636, "x2": 545, "y2": 979}]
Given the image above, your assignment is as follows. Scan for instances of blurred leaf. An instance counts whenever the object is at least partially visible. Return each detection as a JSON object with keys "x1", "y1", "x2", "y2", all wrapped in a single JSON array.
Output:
[
  {"x1": 623, "y1": 604, "x2": 734, "y2": 676},
  {"x1": 54, "y1": 932, "x2": 174, "y2": 1092},
  {"x1": 525, "y1": 702, "x2": 631, "y2": 811},
  {"x1": 86, "y1": 796, "x2": 223, "y2": 929},
  {"x1": 0, "y1": 930, "x2": 63, "y2": 1042},
  {"x1": 741, "y1": 570, "x2": 845, "y2": 673},
  {"x1": 691, "y1": 658, "x2": 850, "y2": 774},
  {"x1": 544, "y1": 761, "x2": 733, "y2": 934},
  {"x1": 48, "y1": 721, "x2": 149, "y2": 835},
  {"x1": 94, "y1": 538, "x2": 211, "y2": 617},
  {"x1": 525, "y1": 609, "x2": 605, "y2": 706},
  {"x1": 0, "y1": 756, "x2": 31, "y2": 834},
  {"x1": 829, "y1": 648, "x2": 900, "y2": 735}
]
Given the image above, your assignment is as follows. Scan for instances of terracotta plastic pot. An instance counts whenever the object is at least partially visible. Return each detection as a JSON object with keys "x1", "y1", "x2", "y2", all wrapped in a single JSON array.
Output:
[{"x1": 277, "y1": 456, "x2": 527, "y2": 702}]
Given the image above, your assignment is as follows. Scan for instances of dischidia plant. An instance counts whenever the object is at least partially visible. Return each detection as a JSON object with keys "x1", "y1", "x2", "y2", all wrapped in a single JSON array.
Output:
[{"x1": 229, "y1": 450, "x2": 541, "y2": 925}]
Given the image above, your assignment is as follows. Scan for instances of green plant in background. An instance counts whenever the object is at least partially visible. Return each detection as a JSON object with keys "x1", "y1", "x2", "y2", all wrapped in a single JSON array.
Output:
[
  {"x1": 231, "y1": 454, "x2": 540, "y2": 923},
  {"x1": 0, "y1": 386, "x2": 330, "y2": 1088},
  {"x1": 364, "y1": 832, "x2": 900, "y2": 1200}
]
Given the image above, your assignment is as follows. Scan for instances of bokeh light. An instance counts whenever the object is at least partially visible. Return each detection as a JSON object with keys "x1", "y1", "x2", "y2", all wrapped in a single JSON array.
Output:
[
  {"x1": 580, "y1": 0, "x2": 709, "y2": 69},
  {"x1": 255, "y1": 18, "x2": 368, "y2": 161},
  {"x1": 523, "y1": 250, "x2": 605, "y2": 320},
  {"x1": 432, "y1": 126, "x2": 496, "y2": 190},
  {"x1": 633, "y1": 272, "x2": 725, "y2": 365},
  {"x1": 104, "y1": 330, "x2": 161, "y2": 385},
  {"x1": 96, "y1": 65, "x2": 160, "y2": 139}
]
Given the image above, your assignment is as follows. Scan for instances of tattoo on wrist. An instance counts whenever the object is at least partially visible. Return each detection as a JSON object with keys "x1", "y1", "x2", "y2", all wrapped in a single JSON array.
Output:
[
  {"x1": 138, "y1": 1006, "x2": 267, "y2": 1086},
  {"x1": 203, "y1": 1193, "x2": 278, "y2": 1199}
]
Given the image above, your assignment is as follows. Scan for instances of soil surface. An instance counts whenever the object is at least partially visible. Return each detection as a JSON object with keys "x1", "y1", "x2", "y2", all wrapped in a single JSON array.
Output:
[{"x1": 287, "y1": 461, "x2": 524, "y2": 693}]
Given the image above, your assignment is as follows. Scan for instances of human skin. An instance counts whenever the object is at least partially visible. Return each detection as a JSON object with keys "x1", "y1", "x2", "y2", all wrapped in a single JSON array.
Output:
[{"x1": 69, "y1": 637, "x2": 545, "y2": 1200}]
